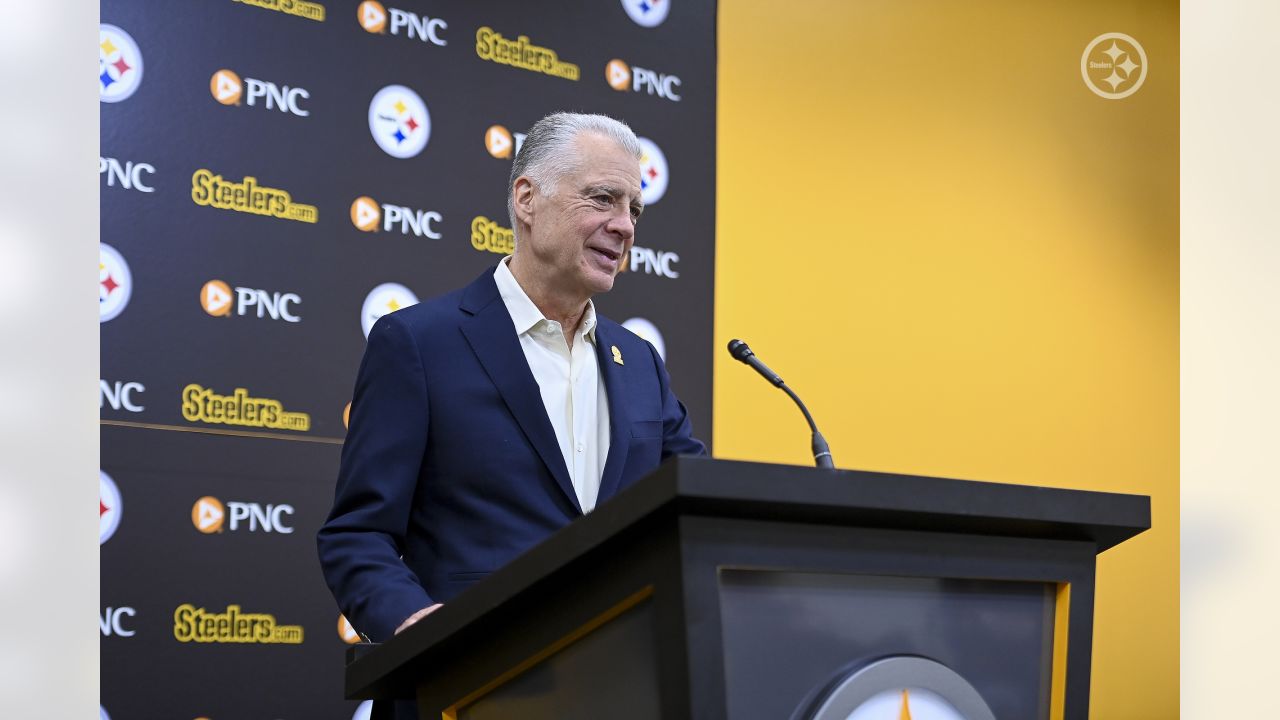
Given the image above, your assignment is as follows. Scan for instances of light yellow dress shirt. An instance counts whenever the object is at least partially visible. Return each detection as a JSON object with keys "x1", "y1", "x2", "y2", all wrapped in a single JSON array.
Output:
[{"x1": 493, "y1": 258, "x2": 611, "y2": 513}]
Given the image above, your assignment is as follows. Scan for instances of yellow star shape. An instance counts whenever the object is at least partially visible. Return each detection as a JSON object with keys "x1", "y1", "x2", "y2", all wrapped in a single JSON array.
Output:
[
  {"x1": 100, "y1": 38, "x2": 118, "y2": 56},
  {"x1": 393, "y1": 100, "x2": 407, "y2": 115},
  {"x1": 386, "y1": 298, "x2": 401, "y2": 312}
]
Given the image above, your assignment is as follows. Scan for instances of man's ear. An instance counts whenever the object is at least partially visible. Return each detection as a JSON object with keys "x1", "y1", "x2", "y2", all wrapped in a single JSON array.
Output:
[{"x1": 513, "y1": 177, "x2": 536, "y2": 226}]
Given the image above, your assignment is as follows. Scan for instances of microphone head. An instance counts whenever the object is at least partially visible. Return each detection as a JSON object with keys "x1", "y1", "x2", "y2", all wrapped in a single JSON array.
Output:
[{"x1": 727, "y1": 339, "x2": 754, "y2": 362}]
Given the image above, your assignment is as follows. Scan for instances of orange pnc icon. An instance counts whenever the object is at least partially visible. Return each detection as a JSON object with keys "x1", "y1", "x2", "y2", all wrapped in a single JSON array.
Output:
[
  {"x1": 200, "y1": 280, "x2": 233, "y2": 317},
  {"x1": 606, "y1": 59, "x2": 631, "y2": 91},
  {"x1": 485, "y1": 125, "x2": 513, "y2": 159},
  {"x1": 210, "y1": 69, "x2": 242, "y2": 105},
  {"x1": 192, "y1": 496, "x2": 225, "y2": 534},
  {"x1": 350, "y1": 196, "x2": 381, "y2": 232},
  {"x1": 357, "y1": 1, "x2": 387, "y2": 33},
  {"x1": 338, "y1": 614, "x2": 361, "y2": 644}
]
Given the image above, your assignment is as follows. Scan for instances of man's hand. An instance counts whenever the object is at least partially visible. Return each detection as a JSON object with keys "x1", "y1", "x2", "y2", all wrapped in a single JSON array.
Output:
[{"x1": 394, "y1": 603, "x2": 443, "y2": 635}]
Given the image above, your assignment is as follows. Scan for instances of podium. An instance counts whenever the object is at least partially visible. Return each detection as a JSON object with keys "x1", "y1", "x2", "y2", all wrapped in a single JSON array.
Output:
[{"x1": 343, "y1": 456, "x2": 1149, "y2": 720}]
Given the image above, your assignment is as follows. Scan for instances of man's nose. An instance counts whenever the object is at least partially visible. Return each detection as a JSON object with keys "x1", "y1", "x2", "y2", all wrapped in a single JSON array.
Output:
[{"x1": 607, "y1": 208, "x2": 635, "y2": 238}]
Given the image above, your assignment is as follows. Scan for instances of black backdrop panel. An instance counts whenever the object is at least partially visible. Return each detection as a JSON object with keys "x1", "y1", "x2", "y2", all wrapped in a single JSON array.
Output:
[{"x1": 100, "y1": 1, "x2": 716, "y2": 717}]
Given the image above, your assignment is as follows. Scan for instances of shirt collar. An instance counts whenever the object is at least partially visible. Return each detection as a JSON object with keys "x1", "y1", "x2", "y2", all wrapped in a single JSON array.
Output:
[{"x1": 494, "y1": 257, "x2": 598, "y2": 343}]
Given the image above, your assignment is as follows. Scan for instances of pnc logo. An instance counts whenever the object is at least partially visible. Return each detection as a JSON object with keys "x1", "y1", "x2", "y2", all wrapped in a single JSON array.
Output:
[
  {"x1": 620, "y1": 0, "x2": 670, "y2": 28},
  {"x1": 606, "y1": 59, "x2": 682, "y2": 101},
  {"x1": 99, "y1": 24, "x2": 144, "y2": 102},
  {"x1": 192, "y1": 496, "x2": 295, "y2": 534},
  {"x1": 99, "y1": 243, "x2": 132, "y2": 323},
  {"x1": 350, "y1": 196, "x2": 442, "y2": 238},
  {"x1": 338, "y1": 614, "x2": 361, "y2": 644},
  {"x1": 361, "y1": 282, "x2": 419, "y2": 338},
  {"x1": 210, "y1": 68, "x2": 310, "y2": 116},
  {"x1": 358, "y1": 1, "x2": 447, "y2": 45},
  {"x1": 100, "y1": 379, "x2": 146, "y2": 413},
  {"x1": 628, "y1": 245, "x2": 680, "y2": 278},
  {"x1": 100, "y1": 470, "x2": 122, "y2": 545},
  {"x1": 200, "y1": 279, "x2": 302, "y2": 322},
  {"x1": 637, "y1": 137, "x2": 670, "y2": 205},
  {"x1": 368, "y1": 85, "x2": 431, "y2": 159},
  {"x1": 100, "y1": 157, "x2": 155, "y2": 193},
  {"x1": 622, "y1": 317, "x2": 666, "y2": 361},
  {"x1": 484, "y1": 124, "x2": 525, "y2": 160},
  {"x1": 100, "y1": 606, "x2": 137, "y2": 637}
]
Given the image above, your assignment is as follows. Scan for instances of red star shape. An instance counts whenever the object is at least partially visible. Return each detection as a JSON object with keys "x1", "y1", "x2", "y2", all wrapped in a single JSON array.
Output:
[
  {"x1": 100, "y1": 499, "x2": 109, "y2": 517},
  {"x1": 112, "y1": 56, "x2": 131, "y2": 76},
  {"x1": 405, "y1": 116, "x2": 419, "y2": 132},
  {"x1": 647, "y1": 167, "x2": 659, "y2": 180},
  {"x1": 101, "y1": 274, "x2": 118, "y2": 295}
]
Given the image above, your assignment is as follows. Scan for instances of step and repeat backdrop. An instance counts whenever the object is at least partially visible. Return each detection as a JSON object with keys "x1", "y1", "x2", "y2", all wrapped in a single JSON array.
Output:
[{"x1": 99, "y1": 1, "x2": 716, "y2": 717}]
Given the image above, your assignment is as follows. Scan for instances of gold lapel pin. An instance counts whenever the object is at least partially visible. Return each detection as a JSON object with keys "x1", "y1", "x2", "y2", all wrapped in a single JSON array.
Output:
[{"x1": 611, "y1": 345, "x2": 624, "y2": 365}]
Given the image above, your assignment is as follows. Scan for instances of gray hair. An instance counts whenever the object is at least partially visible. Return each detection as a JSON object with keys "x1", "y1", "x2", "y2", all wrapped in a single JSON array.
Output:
[{"x1": 507, "y1": 112, "x2": 642, "y2": 236}]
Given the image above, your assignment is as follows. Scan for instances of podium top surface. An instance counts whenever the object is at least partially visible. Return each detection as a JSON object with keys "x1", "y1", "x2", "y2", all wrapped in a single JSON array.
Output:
[{"x1": 344, "y1": 456, "x2": 1150, "y2": 699}]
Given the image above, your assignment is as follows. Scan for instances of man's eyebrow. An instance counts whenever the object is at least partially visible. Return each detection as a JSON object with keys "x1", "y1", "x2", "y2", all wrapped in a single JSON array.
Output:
[{"x1": 583, "y1": 183, "x2": 624, "y2": 197}]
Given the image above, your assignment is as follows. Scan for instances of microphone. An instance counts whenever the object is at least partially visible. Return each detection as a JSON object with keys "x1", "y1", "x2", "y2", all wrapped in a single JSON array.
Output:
[{"x1": 727, "y1": 339, "x2": 835, "y2": 469}]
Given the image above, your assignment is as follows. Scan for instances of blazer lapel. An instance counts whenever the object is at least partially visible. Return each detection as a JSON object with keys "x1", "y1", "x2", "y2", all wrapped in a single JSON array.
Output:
[
  {"x1": 458, "y1": 271, "x2": 581, "y2": 514},
  {"x1": 594, "y1": 323, "x2": 631, "y2": 504}
]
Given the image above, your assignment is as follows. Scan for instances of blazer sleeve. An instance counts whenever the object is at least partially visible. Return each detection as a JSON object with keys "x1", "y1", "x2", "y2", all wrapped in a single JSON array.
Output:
[
  {"x1": 647, "y1": 340, "x2": 708, "y2": 458},
  {"x1": 317, "y1": 312, "x2": 434, "y2": 641}
]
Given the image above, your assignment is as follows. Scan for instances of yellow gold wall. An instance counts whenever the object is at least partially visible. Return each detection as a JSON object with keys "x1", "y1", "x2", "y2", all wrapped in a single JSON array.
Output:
[{"x1": 715, "y1": 1, "x2": 1178, "y2": 717}]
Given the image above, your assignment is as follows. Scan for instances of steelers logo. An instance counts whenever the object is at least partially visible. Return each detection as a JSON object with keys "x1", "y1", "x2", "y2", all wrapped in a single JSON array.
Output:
[
  {"x1": 1081, "y1": 33, "x2": 1148, "y2": 100},
  {"x1": 622, "y1": 317, "x2": 666, "y2": 361},
  {"x1": 620, "y1": 0, "x2": 669, "y2": 28},
  {"x1": 99, "y1": 243, "x2": 132, "y2": 323},
  {"x1": 99, "y1": 24, "x2": 144, "y2": 103},
  {"x1": 361, "y1": 282, "x2": 419, "y2": 338},
  {"x1": 637, "y1": 137, "x2": 669, "y2": 205},
  {"x1": 800, "y1": 656, "x2": 994, "y2": 720},
  {"x1": 368, "y1": 85, "x2": 431, "y2": 159},
  {"x1": 100, "y1": 470, "x2": 123, "y2": 545}
]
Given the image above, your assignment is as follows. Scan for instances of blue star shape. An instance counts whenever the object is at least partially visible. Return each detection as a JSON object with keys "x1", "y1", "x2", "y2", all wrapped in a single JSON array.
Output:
[
  {"x1": 641, "y1": 178, "x2": 649, "y2": 190},
  {"x1": 393, "y1": 129, "x2": 407, "y2": 144},
  {"x1": 639, "y1": 1, "x2": 652, "y2": 12},
  {"x1": 100, "y1": 68, "x2": 115, "y2": 89}
]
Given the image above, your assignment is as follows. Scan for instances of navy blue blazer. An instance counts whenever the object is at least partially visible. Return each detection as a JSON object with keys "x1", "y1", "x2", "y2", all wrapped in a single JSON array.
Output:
[{"x1": 317, "y1": 267, "x2": 706, "y2": 642}]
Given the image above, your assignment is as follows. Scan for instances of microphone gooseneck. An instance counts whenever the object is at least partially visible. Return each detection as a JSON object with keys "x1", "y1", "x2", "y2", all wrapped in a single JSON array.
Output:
[{"x1": 727, "y1": 339, "x2": 835, "y2": 469}]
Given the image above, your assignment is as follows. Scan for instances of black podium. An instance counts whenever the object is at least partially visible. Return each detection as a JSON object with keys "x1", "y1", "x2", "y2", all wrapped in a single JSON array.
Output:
[{"x1": 343, "y1": 456, "x2": 1149, "y2": 720}]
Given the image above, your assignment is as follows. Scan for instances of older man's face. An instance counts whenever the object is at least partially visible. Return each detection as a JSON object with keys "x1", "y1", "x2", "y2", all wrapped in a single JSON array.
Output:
[{"x1": 524, "y1": 132, "x2": 643, "y2": 298}]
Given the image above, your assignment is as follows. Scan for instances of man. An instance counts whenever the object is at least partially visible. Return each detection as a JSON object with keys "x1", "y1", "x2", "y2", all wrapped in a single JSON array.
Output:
[{"x1": 317, "y1": 112, "x2": 705, "y2": 660}]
